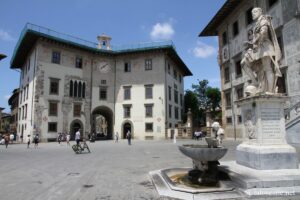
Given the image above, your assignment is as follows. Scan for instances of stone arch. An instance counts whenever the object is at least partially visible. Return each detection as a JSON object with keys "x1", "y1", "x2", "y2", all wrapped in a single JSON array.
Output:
[
  {"x1": 70, "y1": 119, "x2": 84, "y2": 140},
  {"x1": 121, "y1": 120, "x2": 134, "y2": 139},
  {"x1": 92, "y1": 106, "x2": 114, "y2": 140}
]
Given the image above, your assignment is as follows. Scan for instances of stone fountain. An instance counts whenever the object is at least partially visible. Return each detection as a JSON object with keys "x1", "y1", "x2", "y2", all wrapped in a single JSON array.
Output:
[{"x1": 149, "y1": 138, "x2": 235, "y2": 199}]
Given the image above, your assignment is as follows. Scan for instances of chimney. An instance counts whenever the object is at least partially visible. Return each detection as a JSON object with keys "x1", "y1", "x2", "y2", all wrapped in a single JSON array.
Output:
[{"x1": 97, "y1": 34, "x2": 112, "y2": 50}]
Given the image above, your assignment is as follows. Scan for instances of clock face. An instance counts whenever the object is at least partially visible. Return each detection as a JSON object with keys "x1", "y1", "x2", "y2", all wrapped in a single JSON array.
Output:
[{"x1": 98, "y1": 62, "x2": 111, "y2": 73}]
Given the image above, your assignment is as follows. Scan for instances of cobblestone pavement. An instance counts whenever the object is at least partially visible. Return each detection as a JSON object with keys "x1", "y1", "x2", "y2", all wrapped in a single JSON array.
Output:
[{"x1": 0, "y1": 139, "x2": 241, "y2": 200}]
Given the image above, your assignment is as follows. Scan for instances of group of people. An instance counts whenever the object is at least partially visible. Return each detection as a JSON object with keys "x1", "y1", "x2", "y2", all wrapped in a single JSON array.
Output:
[
  {"x1": 193, "y1": 130, "x2": 206, "y2": 140},
  {"x1": 114, "y1": 130, "x2": 131, "y2": 145},
  {"x1": 57, "y1": 132, "x2": 71, "y2": 145}
]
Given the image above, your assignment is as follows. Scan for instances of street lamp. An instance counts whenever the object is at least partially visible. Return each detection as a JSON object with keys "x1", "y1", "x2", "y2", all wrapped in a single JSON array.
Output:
[{"x1": 0, "y1": 54, "x2": 7, "y2": 61}]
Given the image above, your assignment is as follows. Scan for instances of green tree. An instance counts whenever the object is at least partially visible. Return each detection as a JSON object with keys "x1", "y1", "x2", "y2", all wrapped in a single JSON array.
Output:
[
  {"x1": 205, "y1": 87, "x2": 221, "y2": 118},
  {"x1": 183, "y1": 90, "x2": 200, "y2": 125},
  {"x1": 191, "y1": 79, "x2": 209, "y2": 126}
]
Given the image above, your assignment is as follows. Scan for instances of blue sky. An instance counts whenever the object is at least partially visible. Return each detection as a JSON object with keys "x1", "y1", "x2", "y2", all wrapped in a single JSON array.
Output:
[{"x1": 0, "y1": 0, "x2": 225, "y2": 112}]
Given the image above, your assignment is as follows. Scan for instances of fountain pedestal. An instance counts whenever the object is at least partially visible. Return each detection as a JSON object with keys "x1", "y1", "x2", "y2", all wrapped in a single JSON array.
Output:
[{"x1": 236, "y1": 95, "x2": 298, "y2": 170}]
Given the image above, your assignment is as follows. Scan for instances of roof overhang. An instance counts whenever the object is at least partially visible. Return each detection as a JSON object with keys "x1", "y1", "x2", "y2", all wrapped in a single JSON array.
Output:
[
  {"x1": 199, "y1": 0, "x2": 244, "y2": 36},
  {"x1": 11, "y1": 24, "x2": 192, "y2": 76}
]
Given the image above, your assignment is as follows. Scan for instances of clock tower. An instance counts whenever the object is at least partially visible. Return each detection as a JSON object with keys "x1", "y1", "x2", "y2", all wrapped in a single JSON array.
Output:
[{"x1": 97, "y1": 34, "x2": 112, "y2": 50}]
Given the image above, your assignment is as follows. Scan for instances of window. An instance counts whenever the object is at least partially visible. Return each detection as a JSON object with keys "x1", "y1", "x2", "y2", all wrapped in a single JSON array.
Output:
[
  {"x1": 277, "y1": 36, "x2": 284, "y2": 57},
  {"x1": 145, "y1": 123, "x2": 153, "y2": 132},
  {"x1": 169, "y1": 105, "x2": 172, "y2": 118},
  {"x1": 101, "y1": 80, "x2": 107, "y2": 85},
  {"x1": 145, "y1": 59, "x2": 152, "y2": 70},
  {"x1": 19, "y1": 91, "x2": 22, "y2": 104},
  {"x1": 73, "y1": 104, "x2": 81, "y2": 117},
  {"x1": 175, "y1": 107, "x2": 179, "y2": 119},
  {"x1": 78, "y1": 82, "x2": 82, "y2": 98},
  {"x1": 124, "y1": 86, "x2": 131, "y2": 100},
  {"x1": 168, "y1": 86, "x2": 172, "y2": 101},
  {"x1": 123, "y1": 105, "x2": 131, "y2": 118},
  {"x1": 224, "y1": 67, "x2": 230, "y2": 83},
  {"x1": 124, "y1": 62, "x2": 131, "y2": 72},
  {"x1": 49, "y1": 101, "x2": 58, "y2": 116},
  {"x1": 180, "y1": 94, "x2": 183, "y2": 106},
  {"x1": 268, "y1": 0, "x2": 278, "y2": 9},
  {"x1": 75, "y1": 57, "x2": 82, "y2": 68},
  {"x1": 179, "y1": 75, "x2": 182, "y2": 83},
  {"x1": 238, "y1": 115, "x2": 242, "y2": 124},
  {"x1": 174, "y1": 89, "x2": 178, "y2": 104},
  {"x1": 22, "y1": 106, "x2": 24, "y2": 119},
  {"x1": 235, "y1": 60, "x2": 242, "y2": 77},
  {"x1": 145, "y1": 85, "x2": 153, "y2": 99},
  {"x1": 74, "y1": 81, "x2": 78, "y2": 97},
  {"x1": 100, "y1": 87, "x2": 107, "y2": 100},
  {"x1": 26, "y1": 85, "x2": 29, "y2": 100},
  {"x1": 52, "y1": 51, "x2": 61, "y2": 64},
  {"x1": 168, "y1": 64, "x2": 171, "y2": 74},
  {"x1": 169, "y1": 123, "x2": 172, "y2": 128},
  {"x1": 232, "y1": 21, "x2": 239, "y2": 37},
  {"x1": 18, "y1": 108, "x2": 21, "y2": 120},
  {"x1": 28, "y1": 59, "x2": 30, "y2": 71},
  {"x1": 49, "y1": 78, "x2": 59, "y2": 95},
  {"x1": 82, "y1": 83, "x2": 86, "y2": 98},
  {"x1": 145, "y1": 104, "x2": 153, "y2": 117},
  {"x1": 23, "y1": 87, "x2": 26, "y2": 100},
  {"x1": 25, "y1": 104, "x2": 27, "y2": 119},
  {"x1": 236, "y1": 86, "x2": 244, "y2": 100},
  {"x1": 225, "y1": 91, "x2": 231, "y2": 108},
  {"x1": 173, "y1": 69, "x2": 177, "y2": 80},
  {"x1": 69, "y1": 80, "x2": 73, "y2": 97},
  {"x1": 48, "y1": 122, "x2": 57, "y2": 132},
  {"x1": 222, "y1": 31, "x2": 228, "y2": 45},
  {"x1": 246, "y1": 7, "x2": 254, "y2": 25},
  {"x1": 226, "y1": 117, "x2": 232, "y2": 124}
]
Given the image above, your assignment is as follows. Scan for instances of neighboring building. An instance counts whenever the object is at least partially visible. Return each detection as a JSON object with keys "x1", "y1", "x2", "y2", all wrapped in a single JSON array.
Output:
[
  {"x1": 0, "y1": 113, "x2": 11, "y2": 134},
  {"x1": 200, "y1": 0, "x2": 300, "y2": 138},
  {"x1": 8, "y1": 88, "x2": 19, "y2": 135},
  {"x1": 10, "y1": 23, "x2": 192, "y2": 142}
]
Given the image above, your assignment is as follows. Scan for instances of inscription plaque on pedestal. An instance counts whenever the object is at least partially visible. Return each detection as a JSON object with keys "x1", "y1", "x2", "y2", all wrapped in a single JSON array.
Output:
[{"x1": 261, "y1": 108, "x2": 281, "y2": 139}]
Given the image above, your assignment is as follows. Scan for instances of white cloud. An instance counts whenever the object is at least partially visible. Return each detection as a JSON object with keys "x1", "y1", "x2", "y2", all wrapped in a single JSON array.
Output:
[
  {"x1": 0, "y1": 29, "x2": 15, "y2": 42},
  {"x1": 193, "y1": 41, "x2": 217, "y2": 58},
  {"x1": 4, "y1": 95, "x2": 10, "y2": 100},
  {"x1": 150, "y1": 22, "x2": 174, "y2": 40}
]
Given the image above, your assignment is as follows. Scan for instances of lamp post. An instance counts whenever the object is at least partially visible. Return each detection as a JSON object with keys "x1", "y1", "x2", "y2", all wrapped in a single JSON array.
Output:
[{"x1": 0, "y1": 54, "x2": 7, "y2": 61}]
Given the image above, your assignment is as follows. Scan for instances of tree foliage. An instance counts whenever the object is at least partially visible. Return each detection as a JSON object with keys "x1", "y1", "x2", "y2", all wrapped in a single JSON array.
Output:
[{"x1": 184, "y1": 79, "x2": 221, "y2": 127}]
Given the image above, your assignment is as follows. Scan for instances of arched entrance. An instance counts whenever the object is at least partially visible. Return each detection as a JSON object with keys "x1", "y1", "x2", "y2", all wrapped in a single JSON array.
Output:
[
  {"x1": 70, "y1": 120, "x2": 84, "y2": 140},
  {"x1": 92, "y1": 106, "x2": 113, "y2": 140},
  {"x1": 122, "y1": 120, "x2": 134, "y2": 139}
]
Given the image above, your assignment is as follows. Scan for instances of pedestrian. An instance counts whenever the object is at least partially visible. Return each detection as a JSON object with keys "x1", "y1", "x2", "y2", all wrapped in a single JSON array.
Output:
[
  {"x1": 34, "y1": 133, "x2": 39, "y2": 148},
  {"x1": 4, "y1": 134, "x2": 9, "y2": 148},
  {"x1": 75, "y1": 129, "x2": 81, "y2": 146},
  {"x1": 115, "y1": 132, "x2": 119, "y2": 143},
  {"x1": 126, "y1": 130, "x2": 131, "y2": 145},
  {"x1": 66, "y1": 133, "x2": 70, "y2": 146},
  {"x1": 58, "y1": 133, "x2": 61, "y2": 144},
  {"x1": 27, "y1": 135, "x2": 31, "y2": 148}
]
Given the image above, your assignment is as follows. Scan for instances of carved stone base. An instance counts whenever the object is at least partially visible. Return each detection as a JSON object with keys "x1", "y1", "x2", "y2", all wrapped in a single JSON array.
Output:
[
  {"x1": 236, "y1": 95, "x2": 299, "y2": 170},
  {"x1": 236, "y1": 143, "x2": 298, "y2": 170}
]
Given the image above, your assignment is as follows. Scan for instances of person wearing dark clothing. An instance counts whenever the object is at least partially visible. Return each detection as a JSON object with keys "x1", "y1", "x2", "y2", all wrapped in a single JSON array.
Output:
[
  {"x1": 4, "y1": 134, "x2": 9, "y2": 148},
  {"x1": 126, "y1": 130, "x2": 131, "y2": 145},
  {"x1": 34, "y1": 134, "x2": 39, "y2": 148}
]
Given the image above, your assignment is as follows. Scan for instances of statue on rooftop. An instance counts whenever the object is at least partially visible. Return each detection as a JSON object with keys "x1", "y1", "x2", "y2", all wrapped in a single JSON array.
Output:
[{"x1": 241, "y1": 7, "x2": 282, "y2": 95}]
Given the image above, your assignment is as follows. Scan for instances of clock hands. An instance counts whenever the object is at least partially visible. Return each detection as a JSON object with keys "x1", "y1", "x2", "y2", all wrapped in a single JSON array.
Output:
[{"x1": 101, "y1": 64, "x2": 108, "y2": 69}]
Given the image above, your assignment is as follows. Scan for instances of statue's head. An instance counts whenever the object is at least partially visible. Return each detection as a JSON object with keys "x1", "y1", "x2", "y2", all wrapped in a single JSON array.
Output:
[{"x1": 252, "y1": 7, "x2": 263, "y2": 20}]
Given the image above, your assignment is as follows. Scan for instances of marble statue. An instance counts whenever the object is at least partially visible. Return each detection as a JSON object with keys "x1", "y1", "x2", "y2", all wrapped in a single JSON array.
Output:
[
  {"x1": 244, "y1": 110, "x2": 256, "y2": 139},
  {"x1": 241, "y1": 7, "x2": 282, "y2": 95}
]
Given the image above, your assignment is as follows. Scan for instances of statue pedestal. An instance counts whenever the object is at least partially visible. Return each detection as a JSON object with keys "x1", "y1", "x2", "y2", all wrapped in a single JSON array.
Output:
[{"x1": 236, "y1": 95, "x2": 298, "y2": 170}]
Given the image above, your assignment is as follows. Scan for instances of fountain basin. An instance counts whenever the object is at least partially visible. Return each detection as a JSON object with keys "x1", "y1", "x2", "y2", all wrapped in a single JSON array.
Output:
[{"x1": 178, "y1": 144, "x2": 228, "y2": 162}]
